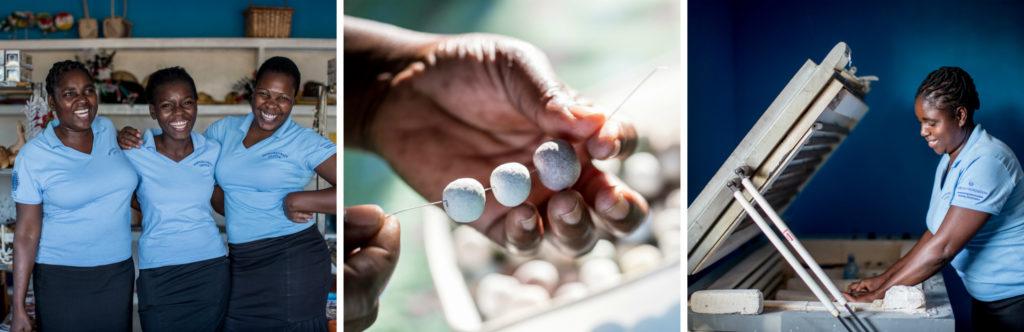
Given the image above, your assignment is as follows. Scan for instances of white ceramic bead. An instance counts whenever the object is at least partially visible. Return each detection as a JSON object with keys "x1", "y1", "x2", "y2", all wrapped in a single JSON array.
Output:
[
  {"x1": 623, "y1": 152, "x2": 663, "y2": 197},
  {"x1": 490, "y1": 162, "x2": 531, "y2": 207},
  {"x1": 579, "y1": 258, "x2": 622, "y2": 291},
  {"x1": 533, "y1": 139, "x2": 581, "y2": 191},
  {"x1": 553, "y1": 282, "x2": 589, "y2": 303},
  {"x1": 619, "y1": 244, "x2": 662, "y2": 278},
  {"x1": 453, "y1": 226, "x2": 495, "y2": 271},
  {"x1": 475, "y1": 273, "x2": 519, "y2": 318},
  {"x1": 504, "y1": 284, "x2": 551, "y2": 317},
  {"x1": 443, "y1": 178, "x2": 486, "y2": 223},
  {"x1": 513, "y1": 260, "x2": 560, "y2": 292}
]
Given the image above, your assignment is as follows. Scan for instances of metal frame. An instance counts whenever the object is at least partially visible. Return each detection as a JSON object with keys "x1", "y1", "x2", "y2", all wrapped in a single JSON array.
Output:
[{"x1": 688, "y1": 42, "x2": 872, "y2": 274}]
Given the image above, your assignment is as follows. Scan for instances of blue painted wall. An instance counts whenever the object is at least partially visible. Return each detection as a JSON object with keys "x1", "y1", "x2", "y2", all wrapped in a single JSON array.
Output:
[
  {"x1": 0, "y1": 0, "x2": 335, "y2": 39},
  {"x1": 689, "y1": 0, "x2": 1024, "y2": 237}
]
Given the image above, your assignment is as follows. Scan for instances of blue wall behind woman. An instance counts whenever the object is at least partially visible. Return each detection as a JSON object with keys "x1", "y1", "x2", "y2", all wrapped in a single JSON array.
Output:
[
  {"x1": 0, "y1": 0, "x2": 335, "y2": 38},
  {"x1": 690, "y1": 0, "x2": 1024, "y2": 236}
]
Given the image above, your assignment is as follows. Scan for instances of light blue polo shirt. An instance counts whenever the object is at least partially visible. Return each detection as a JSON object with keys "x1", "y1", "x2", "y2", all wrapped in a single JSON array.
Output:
[
  {"x1": 125, "y1": 129, "x2": 228, "y2": 269},
  {"x1": 926, "y1": 125, "x2": 1024, "y2": 301},
  {"x1": 204, "y1": 113, "x2": 335, "y2": 244},
  {"x1": 11, "y1": 117, "x2": 136, "y2": 267}
]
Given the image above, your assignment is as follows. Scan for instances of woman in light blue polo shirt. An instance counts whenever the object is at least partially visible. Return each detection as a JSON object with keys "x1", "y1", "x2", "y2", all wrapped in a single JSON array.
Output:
[
  {"x1": 210, "y1": 56, "x2": 335, "y2": 331},
  {"x1": 125, "y1": 67, "x2": 229, "y2": 331},
  {"x1": 122, "y1": 57, "x2": 336, "y2": 330},
  {"x1": 845, "y1": 67, "x2": 1024, "y2": 330},
  {"x1": 11, "y1": 60, "x2": 137, "y2": 331}
]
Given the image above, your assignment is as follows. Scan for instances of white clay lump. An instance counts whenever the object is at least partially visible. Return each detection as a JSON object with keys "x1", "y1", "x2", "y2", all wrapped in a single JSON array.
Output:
[
  {"x1": 490, "y1": 162, "x2": 531, "y2": 207},
  {"x1": 443, "y1": 178, "x2": 486, "y2": 223},
  {"x1": 533, "y1": 139, "x2": 581, "y2": 191}
]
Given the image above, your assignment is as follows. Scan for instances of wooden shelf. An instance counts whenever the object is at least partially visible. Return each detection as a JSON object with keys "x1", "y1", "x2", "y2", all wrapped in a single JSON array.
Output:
[
  {"x1": 0, "y1": 104, "x2": 336, "y2": 116},
  {"x1": 0, "y1": 38, "x2": 335, "y2": 51}
]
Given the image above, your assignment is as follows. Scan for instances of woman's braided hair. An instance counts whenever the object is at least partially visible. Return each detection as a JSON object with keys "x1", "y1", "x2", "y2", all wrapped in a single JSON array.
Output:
[{"x1": 915, "y1": 66, "x2": 980, "y2": 120}]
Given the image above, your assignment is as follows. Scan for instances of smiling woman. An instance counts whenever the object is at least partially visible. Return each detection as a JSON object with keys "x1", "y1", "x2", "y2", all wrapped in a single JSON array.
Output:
[
  {"x1": 124, "y1": 67, "x2": 230, "y2": 332},
  {"x1": 11, "y1": 60, "x2": 138, "y2": 332},
  {"x1": 202, "y1": 56, "x2": 337, "y2": 331},
  {"x1": 846, "y1": 67, "x2": 1024, "y2": 331}
]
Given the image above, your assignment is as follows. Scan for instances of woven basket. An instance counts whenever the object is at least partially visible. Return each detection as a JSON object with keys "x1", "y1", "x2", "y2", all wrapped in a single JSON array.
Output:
[{"x1": 244, "y1": 4, "x2": 293, "y2": 38}]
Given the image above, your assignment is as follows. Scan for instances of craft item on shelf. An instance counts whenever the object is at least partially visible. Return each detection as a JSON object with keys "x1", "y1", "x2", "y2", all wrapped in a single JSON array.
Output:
[
  {"x1": 197, "y1": 92, "x2": 215, "y2": 104},
  {"x1": 244, "y1": 1, "x2": 293, "y2": 38},
  {"x1": 223, "y1": 92, "x2": 240, "y2": 104},
  {"x1": 36, "y1": 13, "x2": 55, "y2": 33},
  {"x1": 231, "y1": 76, "x2": 255, "y2": 103},
  {"x1": 78, "y1": 51, "x2": 143, "y2": 104},
  {"x1": 23, "y1": 84, "x2": 52, "y2": 140},
  {"x1": 54, "y1": 12, "x2": 74, "y2": 31},
  {"x1": 103, "y1": 0, "x2": 131, "y2": 38},
  {"x1": 12, "y1": 12, "x2": 32, "y2": 29},
  {"x1": 79, "y1": 0, "x2": 98, "y2": 38},
  {"x1": 1, "y1": 121, "x2": 27, "y2": 168},
  {"x1": 110, "y1": 70, "x2": 136, "y2": 83}
]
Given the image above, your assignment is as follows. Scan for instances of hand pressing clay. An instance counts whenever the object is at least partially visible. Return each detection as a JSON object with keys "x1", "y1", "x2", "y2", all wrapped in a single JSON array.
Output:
[
  {"x1": 533, "y1": 139, "x2": 581, "y2": 191},
  {"x1": 882, "y1": 285, "x2": 925, "y2": 311},
  {"x1": 443, "y1": 178, "x2": 486, "y2": 223},
  {"x1": 490, "y1": 162, "x2": 531, "y2": 207}
]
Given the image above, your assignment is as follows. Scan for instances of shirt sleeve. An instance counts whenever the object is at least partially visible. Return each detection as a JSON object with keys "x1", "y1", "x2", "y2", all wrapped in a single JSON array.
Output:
[
  {"x1": 11, "y1": 150, "x2": 42, "y2": 204},
  {"x1": 204, "y1": 118, "x2": 227, "y2": 142},
  {"x1": 951, "y1": 156, "x2": 1017, "y2": 215},
  {"x1": 302, "y1": 130, "x2": 336, "y2": 171}
]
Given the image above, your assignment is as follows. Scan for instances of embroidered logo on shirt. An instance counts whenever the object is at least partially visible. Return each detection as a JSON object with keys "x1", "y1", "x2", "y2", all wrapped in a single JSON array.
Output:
[
  {"x1": 956, "y1": 186, "x2": 989, "y2": 202},
  {"x1": 262, "y1": 152, "x2": 288, "y2": 159},
  {"x1": 11, "y1": 171, "x2": 18, "y2": 192},
  {"x1": 108, "y1": 147, "x2": 120, "y2": 156},
  {"x1": 194, "y1": 160, "x2": 213, "y2": 168}
]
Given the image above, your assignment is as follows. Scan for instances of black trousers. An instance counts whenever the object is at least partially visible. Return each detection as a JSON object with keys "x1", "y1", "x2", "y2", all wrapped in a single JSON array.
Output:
[
  {"x1": 973, "y1": 292, "x2": 1024, "y2": 331},
  {"x1": 33, "y1": 258, "x2": 134, "y2": 332},
  {"x1": 137, "y1": 256, "x2": 230, "y2": 332},
  {"x1": 224, "y1": 226, "x2": 331, "y2": 331}
]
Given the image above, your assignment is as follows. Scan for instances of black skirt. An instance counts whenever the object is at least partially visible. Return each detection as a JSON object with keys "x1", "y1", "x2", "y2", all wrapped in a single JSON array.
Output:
[
  {"x1": 972, "y1": 292, "x2": 1024, "y2": 331},
  {"x1": 137, "y1": 256, "x2": 230, "y2": 332},
  {"x1": 224, "y1": 225, "x2": 331, "y2": 331},
  {"x1": 33, "y1": 258, "x2": 135, "y2": 332}
]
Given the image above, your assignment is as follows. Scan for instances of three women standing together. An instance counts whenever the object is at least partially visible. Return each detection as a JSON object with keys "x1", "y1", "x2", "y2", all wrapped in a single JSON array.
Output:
[{"x1": 11, "y1": 56, "x2": 336, "y2": 332}]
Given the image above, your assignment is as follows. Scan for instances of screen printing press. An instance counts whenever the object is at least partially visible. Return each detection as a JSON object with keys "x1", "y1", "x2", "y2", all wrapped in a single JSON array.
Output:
[{"x1": 687, "y1": 43, "x2": 955, "y2": 331}]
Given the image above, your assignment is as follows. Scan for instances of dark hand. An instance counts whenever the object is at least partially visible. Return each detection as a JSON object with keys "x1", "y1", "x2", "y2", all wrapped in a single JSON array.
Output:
[
  {"x1": 344, "y1": 205, "x2": 400, "y2": 331},
  {"x1": 117, "y1": 126, "x2": 142, "y2": 149},
  {"x1": 843, "y1": 289, "x2": 885, "y2": 303},
  {"x1": 284, "y1": 192, "x2": 316, "y2": 223},
  {"x1": 847, "y1": 275, "x2": 886, "y2": 294},
  {"x1": 11, "y1": 309, "x2": 32, "y2": 332},
  {"x1": 371, "y1": 34, "x2": 647, "y2": 256}
]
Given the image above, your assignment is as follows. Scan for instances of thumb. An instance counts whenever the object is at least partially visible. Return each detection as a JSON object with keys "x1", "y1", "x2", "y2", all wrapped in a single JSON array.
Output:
[
  {"x1": 344, "y1": 205, "x2": 388, "y2": 253},
  {"x1": 499, "y1": 38, "x2": 605, "y2": 141}
]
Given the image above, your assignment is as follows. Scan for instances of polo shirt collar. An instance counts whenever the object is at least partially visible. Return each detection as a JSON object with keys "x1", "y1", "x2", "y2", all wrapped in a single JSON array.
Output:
[
  {"x1": 949, "y1": 125, "x2": 984, "y2": 170},
  {"x1": 41, "y1": 117, "x2": 106, "y2": 150},
  {"x1": 237, "y1": 112, "x2": 293, "y2": 140},
  {"x1": 142, "y1": 128, "x2": 207, "y2": 154}
]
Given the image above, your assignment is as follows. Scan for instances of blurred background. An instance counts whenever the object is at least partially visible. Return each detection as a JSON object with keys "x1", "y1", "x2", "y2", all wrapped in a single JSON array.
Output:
[
  {"x1": 344, "y1": 0, "x2": 680, "y2": 331},
  {"x1": 688, "y1": 0, "x2": 1024, "y2": 329}
]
